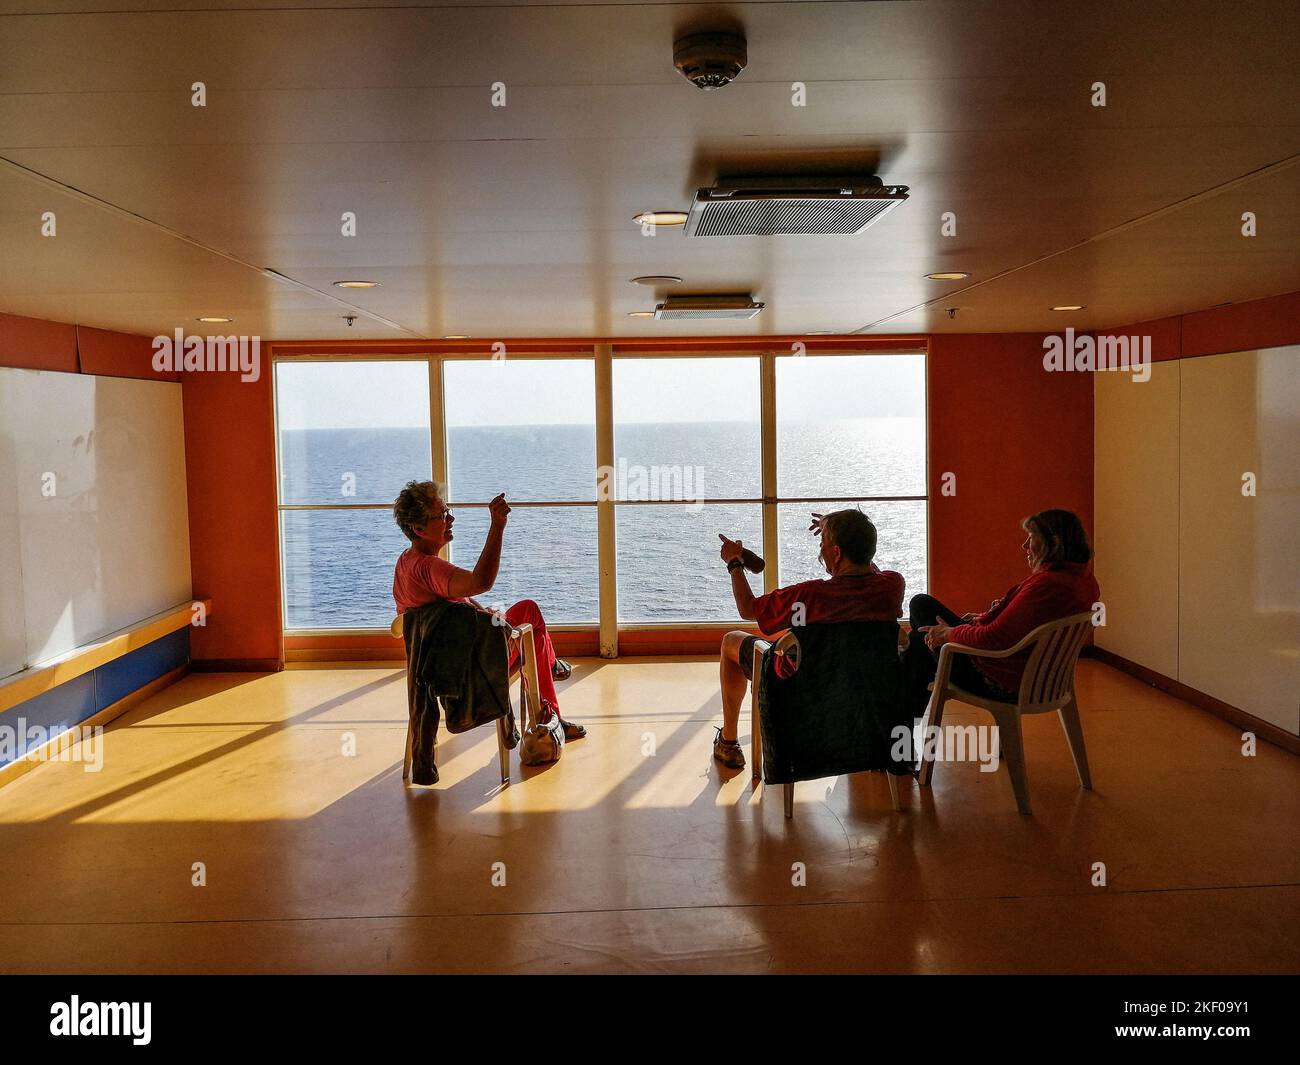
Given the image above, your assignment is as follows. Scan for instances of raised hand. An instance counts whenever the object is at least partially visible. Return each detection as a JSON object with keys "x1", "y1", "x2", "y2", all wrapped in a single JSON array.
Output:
[
  {"x1": 808, "y1": 511, "x2": 825, "y2": 537},
  {"x1": 488, "y1": 492, "x2": 511, "y2": 527},
  {"x1": 717, "y1": 533, "x2": 744, "y2": 564}
]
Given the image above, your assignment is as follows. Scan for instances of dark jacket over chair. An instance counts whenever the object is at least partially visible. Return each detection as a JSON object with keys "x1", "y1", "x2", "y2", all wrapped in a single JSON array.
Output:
[
  {"x1": 402, "y1": 601, "x2": 514, "y2": 785},
  {"x1": 758, "y1": 620, "x2": 912, "y2": 785}
]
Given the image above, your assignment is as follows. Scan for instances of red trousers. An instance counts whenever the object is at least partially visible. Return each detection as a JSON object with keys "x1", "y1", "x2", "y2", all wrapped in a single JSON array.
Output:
[{"x1": 504, "y1": 599, "x2": 559, "y2": 708}]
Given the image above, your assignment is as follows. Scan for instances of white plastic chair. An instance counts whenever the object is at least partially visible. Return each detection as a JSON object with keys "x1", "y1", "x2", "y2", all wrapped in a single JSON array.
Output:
[
  {"x1": 916, "y1": 611, "x2": 1094, "y2": 814},
  {"x1": 750, "y1": 631, "x2": 902, "y2": 819},
  {"x1": 392, "y1": 613, "x2": 542, "y2": 787}
]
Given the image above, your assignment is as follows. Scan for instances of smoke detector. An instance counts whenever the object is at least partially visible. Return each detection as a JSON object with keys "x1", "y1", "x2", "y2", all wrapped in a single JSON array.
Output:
[
  {"x1": 654, "y1": 295, "x2": 764, "y2": 321},
  {"x1": 674, "y1": 32, "x2": 747, "y2": 90}
]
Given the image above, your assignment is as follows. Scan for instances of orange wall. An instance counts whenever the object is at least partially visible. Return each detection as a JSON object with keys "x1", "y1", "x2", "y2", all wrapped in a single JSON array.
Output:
[
  {"x1": 926, "y1": 333, "x2": 1094, "y2": 610},
  {"x1": 0, "y1": 312, "x2": 79, "y2": 372},
  {"x1": 181, "y1": 368, "x2": 282, "y2": 669},
  {"x1": 1097, "y1": 290, "x2": 1300, "y2": 361}
]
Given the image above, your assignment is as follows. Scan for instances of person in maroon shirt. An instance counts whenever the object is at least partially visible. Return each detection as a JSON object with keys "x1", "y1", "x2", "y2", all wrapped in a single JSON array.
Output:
[
  {"x1": 713, "y1": 509, "x2": 905, "y2": 770},
  {"x1": 904, "y1": 508, "x2": 1099, "y2": 718},
  {"x1": 392, "y1": 480, "x2": 585, "y2": 740}
]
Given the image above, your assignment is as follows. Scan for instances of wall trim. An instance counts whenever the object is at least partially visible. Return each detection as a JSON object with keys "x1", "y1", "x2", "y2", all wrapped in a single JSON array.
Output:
[
  {"x1": 1090, "y1": 646, "x2": 1299, "y2": 754},
  {"x1": 0, "y1": 599, "x2": 209, "y2": 714},
  {"x1": 191, "y1": 658, "x2": 283, "y2": 673},
  {"x1": 0, "y1": 663, "x2": 190, "y2": 789}
]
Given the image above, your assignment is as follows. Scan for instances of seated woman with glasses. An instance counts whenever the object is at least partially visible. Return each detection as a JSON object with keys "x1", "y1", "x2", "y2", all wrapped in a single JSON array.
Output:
[{"x1": 391, "y1": 479, "x2": 585, "y2": 739}]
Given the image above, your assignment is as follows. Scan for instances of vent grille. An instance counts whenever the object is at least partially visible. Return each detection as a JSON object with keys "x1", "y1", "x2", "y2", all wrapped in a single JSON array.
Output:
[
  {"x1": 654, "y1": 297, "x2": 764, "y2": 321},
  {"x1": 686, "y1": 183, "x2": 908, "y2": 237}
]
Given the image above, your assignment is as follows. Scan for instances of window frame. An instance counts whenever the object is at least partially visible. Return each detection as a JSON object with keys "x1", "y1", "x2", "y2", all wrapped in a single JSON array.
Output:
[{"x1": 272, "y1": 345, "x2": 928, "y2": 645}]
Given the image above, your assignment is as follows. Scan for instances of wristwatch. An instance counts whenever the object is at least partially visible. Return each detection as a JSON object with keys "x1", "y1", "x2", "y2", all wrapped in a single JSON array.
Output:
[{"x1": 727, "y1": 558, "x2": 745, "y2": 573}]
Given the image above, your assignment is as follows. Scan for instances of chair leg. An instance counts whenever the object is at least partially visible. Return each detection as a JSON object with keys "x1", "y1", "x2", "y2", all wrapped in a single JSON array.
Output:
[
  {"x1": 496, "y1": 716, "x2": 510, "y2": 786},
  {"x1": 750, "y1": 645, "x2": 765, "y2": 784},
  {"x1": 917, "y1": 691, "x2": 949, "y2": 788},
  {"x1": 402, "y1": 715, "x2": 413, "y2": 785},
  {"x1": 886, "y1": 770, "x2": 901, "y2": 812},
  {"x1": 993, "y1": 707, "x2": 1032, "y2": 815},
  {"x1": 1058, "y1": 696, "x2": 1092, "y2": 790},
  {"x1": 519, "y1": 628, "x2": 543, "y2": 731},
  {"x1": 784, "y1": 782, "x2": 794, "y2": 820}
]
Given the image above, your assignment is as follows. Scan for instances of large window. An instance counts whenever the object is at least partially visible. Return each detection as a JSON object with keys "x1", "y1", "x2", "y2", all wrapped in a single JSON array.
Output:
[
  {"x1": 276, "y1": 361, "x2": 431, "y2": 630},
  {"x1": 776, "y1": 354, "x2": 926, "y2": 598},
  {"x1": 274, "y1": 349, "x2": 927, "y2": 633},
  {"x1": 614, "y1": 357, "x2": 761, "y2": 622},
  {"x1": 443, "y1": 359, "x2": 598, "y2": 623}
]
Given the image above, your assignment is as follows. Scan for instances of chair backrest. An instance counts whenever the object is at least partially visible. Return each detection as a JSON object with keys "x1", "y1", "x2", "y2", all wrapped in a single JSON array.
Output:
[{"x1": 1016, "y1": 612, "x2": 1094, "y2": 709}]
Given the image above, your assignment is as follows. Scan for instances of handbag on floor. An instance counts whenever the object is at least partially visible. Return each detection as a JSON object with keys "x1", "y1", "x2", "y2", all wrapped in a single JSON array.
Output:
[{"x1": 519, "y1": 683, "x2": 564, "y2": 766}]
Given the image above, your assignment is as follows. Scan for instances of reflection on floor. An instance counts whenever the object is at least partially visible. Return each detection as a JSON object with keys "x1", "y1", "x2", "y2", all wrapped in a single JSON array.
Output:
[{"x1": 0, "y1": 657, "x2": 1296, "y2": 974}]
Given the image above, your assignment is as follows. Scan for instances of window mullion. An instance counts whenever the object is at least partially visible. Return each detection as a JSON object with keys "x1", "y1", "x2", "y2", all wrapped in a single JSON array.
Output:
[
  {"x1": 594, "y1": 343, "x2": 618, "y2": 657},
  {"x1": 428, "y1": 355, "x2": 449, "y2": 561},
  {"x1": 760, "y1": 350, "x2": 779, "y2": 594}
]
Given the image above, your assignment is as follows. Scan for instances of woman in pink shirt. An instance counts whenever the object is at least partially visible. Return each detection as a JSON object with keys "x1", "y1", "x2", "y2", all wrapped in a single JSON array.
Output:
[
  {"x1": 904, "y1": 508, "x2": 1099, "y2": 718},
  {"x1": 392, "y1": 480, "x2": 585, "y2": 739}
]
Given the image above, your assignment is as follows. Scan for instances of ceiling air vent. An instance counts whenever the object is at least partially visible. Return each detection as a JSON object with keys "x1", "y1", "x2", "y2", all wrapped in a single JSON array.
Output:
[
  {"x1": 653, "y1": 296, "x2": 765, "y2": 321},
  {"x1": 685, "y1": 176, "x2": 908, "y2": 237}
]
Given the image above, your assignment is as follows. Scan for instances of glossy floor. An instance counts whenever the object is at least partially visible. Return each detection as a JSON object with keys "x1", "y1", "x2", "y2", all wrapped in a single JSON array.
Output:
[{"x1": 0, "y1": 658, "x2": 1296, "y2": 974}]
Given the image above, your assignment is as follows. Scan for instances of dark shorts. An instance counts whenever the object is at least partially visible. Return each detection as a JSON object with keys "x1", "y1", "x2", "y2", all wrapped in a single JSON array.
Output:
[{"x1": 739, "y1": 634, "x2": 760, "y2": 680}]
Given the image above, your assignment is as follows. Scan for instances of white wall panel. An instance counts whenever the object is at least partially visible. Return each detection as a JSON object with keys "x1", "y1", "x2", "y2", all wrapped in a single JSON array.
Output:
[
  {"x1": 0, "y1": 368, "x2": 192, "y2": 678},
  {"x1": 1178, "y1": 347, "x2": 1300, "y2": 734},
  {"x1": 1093, "y1": 361, "x2": 1180, "y2": 677}
]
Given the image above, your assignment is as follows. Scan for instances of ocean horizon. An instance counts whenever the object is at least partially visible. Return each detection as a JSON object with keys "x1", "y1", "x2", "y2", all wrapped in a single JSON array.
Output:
[{"x1": 279, "y1": 419, "x2": 927, "y2": 628}]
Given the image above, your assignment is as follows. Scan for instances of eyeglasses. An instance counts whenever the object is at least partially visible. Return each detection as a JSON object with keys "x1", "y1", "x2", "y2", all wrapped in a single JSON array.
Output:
[{"x1": 429, "y1": 506, "x2": 453, "y2": 522}]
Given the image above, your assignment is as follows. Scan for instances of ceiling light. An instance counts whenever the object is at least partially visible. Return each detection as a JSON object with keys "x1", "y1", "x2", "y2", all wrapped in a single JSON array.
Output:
[
  {"x1": 926, "y1": 272, "x2": 970, "y2": 280},
  {"x1": 442, "y1": 334, "x2": 471, "y2": 339},
  {"x1": 196, "y1": 316, "x2": 233, "y2": 323},
  {"x1": 630, "y1": 275, "x2": 683, "y2": 285},
  {"x1": 627, "y1": 311, "x2": 657, "y2": 318},
  {"x1": 633, "y1": 212, "x2": 688, "y2": 227},
  {"x1": 333, "y1": 280, "x2": 381, "y2": 289},
  {"x1": 1051, "y1": 305, "x2": 1085, "y2": 311}
]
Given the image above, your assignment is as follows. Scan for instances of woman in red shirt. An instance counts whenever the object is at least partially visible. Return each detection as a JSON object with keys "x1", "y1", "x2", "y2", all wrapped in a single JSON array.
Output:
[
  {"x1": 392, "y1": 480, "x2": 585, "y2": 739},
  {"x1": 904, "y1": 509, "x2": 1099, "y2": 718}
]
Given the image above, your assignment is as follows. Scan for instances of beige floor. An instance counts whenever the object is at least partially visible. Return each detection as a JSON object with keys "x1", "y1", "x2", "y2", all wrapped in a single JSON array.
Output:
[{"x1": 0, "y1": 657, "x2": 1296, "y2": 974}]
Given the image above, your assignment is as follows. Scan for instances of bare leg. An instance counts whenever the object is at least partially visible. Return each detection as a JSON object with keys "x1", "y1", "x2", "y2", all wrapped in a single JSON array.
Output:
[{"x1": 719, "y1": 631, "x2": 750, "y2": 742}]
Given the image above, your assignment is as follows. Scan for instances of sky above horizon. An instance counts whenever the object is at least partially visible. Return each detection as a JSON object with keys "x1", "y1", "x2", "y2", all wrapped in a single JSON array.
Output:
[{"x1": 275, "y1": 354, "x2": 925, "y2": 430}]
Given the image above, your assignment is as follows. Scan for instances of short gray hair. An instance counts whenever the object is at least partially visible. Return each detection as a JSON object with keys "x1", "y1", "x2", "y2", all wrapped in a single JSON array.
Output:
[
  {"x1": 821, "y1": 509, "x2": 877, "y2": 565},
  {"x1": 393, "y1": 480, "x2": 445, "y2": 542}
]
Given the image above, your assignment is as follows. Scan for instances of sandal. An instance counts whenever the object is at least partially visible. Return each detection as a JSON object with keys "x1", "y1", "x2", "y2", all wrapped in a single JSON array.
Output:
[
  {"x1": 551, "y1": 658, "x2": 573, "y2": 681},
  {"x1": 541, "y1": 699, "x2": 586, "y2": 741}
]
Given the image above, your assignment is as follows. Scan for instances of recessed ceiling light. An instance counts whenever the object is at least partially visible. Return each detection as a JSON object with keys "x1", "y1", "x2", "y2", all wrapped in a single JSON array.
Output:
[
  {"x1": 1051, "y1": 304, "x2": 1085, "y2": 311},
  {"x1": 627, "y1": 311, "x2": 657, "y2": 318},
  {"x1": 442, "y1": 334, "x2": 471, "y2": 339},
  {"x1": 196, "y1": 316, "x2": 233, "y2": 323},
  {"x1": 632, "y1": 212, "x2": 688, "y2": 227},
  {"x1": 805, "y1": 331, "x2": 835, "y2": 335},
  {"x1": 926, "y1": 272, "x2": 970, "y2": 280},
  {"x1": 630, "y1": 275, "x2": 683, "y2": 285},
  {"x1": 333, "y1": 280, "x2": 381, "y2": 289}
]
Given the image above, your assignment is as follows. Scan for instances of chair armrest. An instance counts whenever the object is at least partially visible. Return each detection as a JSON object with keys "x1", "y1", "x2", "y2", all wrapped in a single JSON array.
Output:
[
  {"x1": 771, "y1": 631, "x2": 799, "y2": 657},
  {"x1": 936, "y1": 640, "x2": 1024, "y2": 663}
]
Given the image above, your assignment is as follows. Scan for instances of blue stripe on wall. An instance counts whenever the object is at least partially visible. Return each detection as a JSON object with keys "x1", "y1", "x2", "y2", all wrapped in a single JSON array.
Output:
[
  {"x1": 95, "y1": 627, "x2": 189, "y2": 710},
  {"x1": 0, "y1": 628, "x2": 190, "y2": 769},
  {"x1": 0, "y1": 672, "x2": 97, "y2": 763}
]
